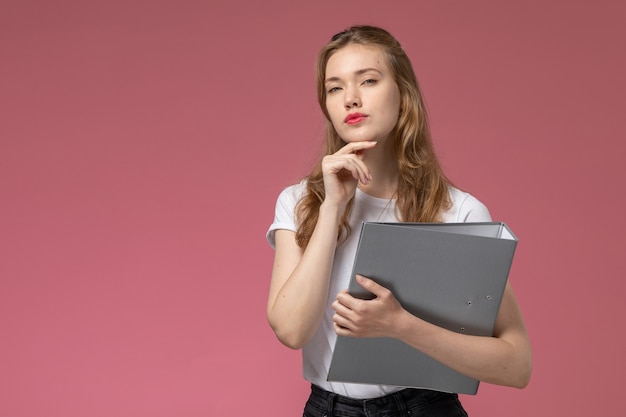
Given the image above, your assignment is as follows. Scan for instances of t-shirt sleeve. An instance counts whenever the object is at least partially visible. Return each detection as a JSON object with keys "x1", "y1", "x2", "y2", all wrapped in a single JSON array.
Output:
[
  {"x1": 266, "y1": 184, "x2": 303, "y2": 249},
  {"x1": 445, "y1": 187, "x2": 493, "y2": 223},
  {"x1": 457, "y1": 193, "x2": 492, "y2": 222}
]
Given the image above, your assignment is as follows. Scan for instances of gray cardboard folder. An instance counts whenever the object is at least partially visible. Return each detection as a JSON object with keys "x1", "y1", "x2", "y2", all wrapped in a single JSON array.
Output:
[{"x1": 327, "y1": 222, "x2": 517, "y2": 395}]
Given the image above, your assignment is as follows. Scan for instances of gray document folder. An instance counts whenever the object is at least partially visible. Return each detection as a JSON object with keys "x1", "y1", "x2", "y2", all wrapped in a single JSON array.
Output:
[{"x1": 327, "y1": 222, "x2": 517, "y2": 395}]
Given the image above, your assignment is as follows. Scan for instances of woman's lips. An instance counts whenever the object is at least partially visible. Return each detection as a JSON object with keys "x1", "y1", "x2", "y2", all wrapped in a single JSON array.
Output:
[{"x1": 344, "y1": 113, "x2": 367, "y2": 125}]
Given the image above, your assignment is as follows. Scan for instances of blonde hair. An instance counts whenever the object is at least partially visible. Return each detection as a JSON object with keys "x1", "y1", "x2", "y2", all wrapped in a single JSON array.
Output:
[{"x1": 295, "y1": 25, "x2": 451, "y2": 248}]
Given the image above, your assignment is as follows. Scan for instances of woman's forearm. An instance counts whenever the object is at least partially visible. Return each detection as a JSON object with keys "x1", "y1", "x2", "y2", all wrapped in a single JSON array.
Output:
[
  {"x1": 267, "y1": 202, "x2": 345, "y2": 349},
  {"x1": 393, "y1": 284, "x2": 532, "y2": 387}
]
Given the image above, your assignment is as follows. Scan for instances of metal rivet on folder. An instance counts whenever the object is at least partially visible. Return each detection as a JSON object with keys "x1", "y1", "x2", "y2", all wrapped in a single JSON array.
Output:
[
  {"x1": 486, "y1": 295, "x2": 492, "y2": 300},
  {"x1": 460, "y1": 327, "x2": 466, "y2": 332}
]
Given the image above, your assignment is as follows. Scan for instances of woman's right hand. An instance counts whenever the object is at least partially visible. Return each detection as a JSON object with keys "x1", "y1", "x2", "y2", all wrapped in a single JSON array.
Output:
[{"x1": 321, "y1": 141, "x2": 377, "y2": 208}]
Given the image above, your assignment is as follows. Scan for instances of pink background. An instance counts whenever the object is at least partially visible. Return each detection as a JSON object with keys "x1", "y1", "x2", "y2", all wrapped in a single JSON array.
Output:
[{"x1": 1, "y1": 1, "x2": 625, "y2": 415}]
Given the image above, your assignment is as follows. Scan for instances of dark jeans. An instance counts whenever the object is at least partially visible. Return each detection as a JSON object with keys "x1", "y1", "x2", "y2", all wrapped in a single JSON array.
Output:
[{"x1": 303, "y1": 384, "x2": 468, "y2": 417}]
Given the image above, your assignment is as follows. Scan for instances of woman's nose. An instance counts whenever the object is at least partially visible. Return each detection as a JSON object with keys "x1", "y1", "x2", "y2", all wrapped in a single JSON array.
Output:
[{"x1": 344, "y1": 88, "x2": 361, "y2": 109}]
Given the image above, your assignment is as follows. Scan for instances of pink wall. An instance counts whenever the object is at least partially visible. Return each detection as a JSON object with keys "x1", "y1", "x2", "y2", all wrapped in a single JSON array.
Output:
[{"x1": 1, "y1": 1, "x2": 624, "y2": 415}]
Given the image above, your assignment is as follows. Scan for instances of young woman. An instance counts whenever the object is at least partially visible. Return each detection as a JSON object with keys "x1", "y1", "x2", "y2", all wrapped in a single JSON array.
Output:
[{"x1": 266, "y1": 25, "x2": 532, "y2": 417}]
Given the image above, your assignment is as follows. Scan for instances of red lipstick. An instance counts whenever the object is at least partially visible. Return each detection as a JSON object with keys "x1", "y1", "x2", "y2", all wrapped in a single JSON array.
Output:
[{"x1": 344, "y1": 113, "x2": 367, "y2": 125}]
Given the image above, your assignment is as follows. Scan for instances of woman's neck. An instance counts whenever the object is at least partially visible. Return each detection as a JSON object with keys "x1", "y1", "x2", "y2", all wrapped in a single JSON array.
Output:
[{"x1": 357, "y1": 140, "x2": 399, "y2": 199}]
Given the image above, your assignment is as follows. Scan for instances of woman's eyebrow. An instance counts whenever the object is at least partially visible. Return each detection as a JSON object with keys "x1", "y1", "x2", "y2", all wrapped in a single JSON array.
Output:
[{"x1": 325, "y1": 67, "x2": 383, "y2": 83}]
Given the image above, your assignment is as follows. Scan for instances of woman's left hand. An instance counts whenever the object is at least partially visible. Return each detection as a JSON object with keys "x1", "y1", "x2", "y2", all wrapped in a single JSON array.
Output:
[{"x1": 332, "y1": 275, "x2": 406, "y2": 338}]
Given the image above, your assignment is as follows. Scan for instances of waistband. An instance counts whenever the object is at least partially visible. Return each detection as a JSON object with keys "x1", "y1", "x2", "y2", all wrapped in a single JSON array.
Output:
[{"x1": 309, "y1": 384, "x2": 459, "y2": 414}]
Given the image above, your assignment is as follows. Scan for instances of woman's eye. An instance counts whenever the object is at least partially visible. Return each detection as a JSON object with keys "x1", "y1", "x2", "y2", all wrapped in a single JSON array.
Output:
[
  {"x1": 327, "y1": 86, "x2": 341, "y2": 94},
  {"x1": 363, "y1": 79, "x2": 377, "y2": 85}
]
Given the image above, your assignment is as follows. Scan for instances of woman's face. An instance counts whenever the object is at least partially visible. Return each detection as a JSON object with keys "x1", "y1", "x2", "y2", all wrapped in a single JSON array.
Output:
[{"x1": 324, "y1": 44, "x2": 401, "y2": 145}]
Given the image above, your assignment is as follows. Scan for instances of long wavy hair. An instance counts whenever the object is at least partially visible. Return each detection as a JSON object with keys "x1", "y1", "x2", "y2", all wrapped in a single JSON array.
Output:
[{"x1": 295, "y1": 25, "x2": 452, "y2": 248}]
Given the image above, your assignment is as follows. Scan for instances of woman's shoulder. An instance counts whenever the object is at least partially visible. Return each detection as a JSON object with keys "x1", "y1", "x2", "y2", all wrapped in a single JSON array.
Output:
[
  {"x1": 267, "y1": 181, "x2": 308, "y2": 248},
  {"x1": 271, "y1": 180, "x2": 309, "y2": 217},
  {"x1": 276, "y1": 180, "x2": 307, "y2": 204},
  {"x1": 444, "y1": 186, "x2": 492, "y2": 223},
  {"x1": 447, "y1": 186, "x2": 482, "y2": 207}
]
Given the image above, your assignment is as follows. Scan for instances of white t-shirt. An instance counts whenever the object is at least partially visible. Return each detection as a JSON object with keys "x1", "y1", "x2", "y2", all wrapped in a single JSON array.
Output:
[{"x1": 267, "y1": 182, "x2": 492, "y2": 399}]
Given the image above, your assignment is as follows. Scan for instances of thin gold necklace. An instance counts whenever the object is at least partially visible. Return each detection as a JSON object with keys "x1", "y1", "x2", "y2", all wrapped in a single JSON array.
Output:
[{"x1": 375, "y1": 192, "x2": 397, "y2": 222}]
